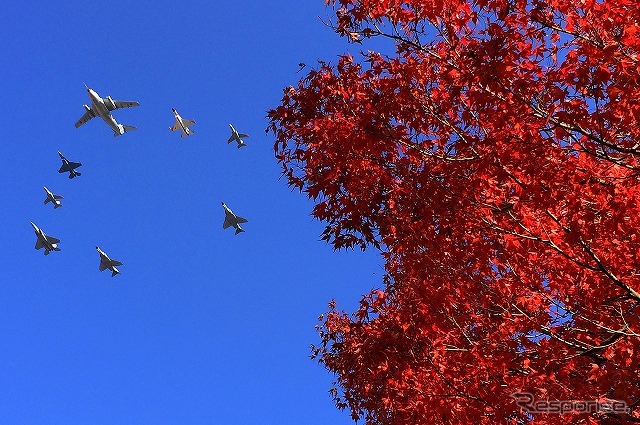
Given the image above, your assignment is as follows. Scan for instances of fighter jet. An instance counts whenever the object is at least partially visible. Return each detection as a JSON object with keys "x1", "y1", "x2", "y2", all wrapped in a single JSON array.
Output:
[
  {"x1": 222, "y1": 202, "x2": 248, "y2": 234},
  {"x1": 75, "y1": 86, "x2": 139, "y2": 137},
  {"x1": 31, "y1": 222, "x2": 61, "y2": 255},
  {"x1": 170, "y1": 108, "x2": 196, "y2": 137},
  {"x1": 43, "y1": 186, "x2": 63, "y2": 209},
  {"x1": 227, "y1": 124, "x2": 248, "y2": 148},
  {"x1": 96, "y1": 246, "x2": 122, "y2": 277},
  {"x1": 58, "y1": 151, "x2": 82, "y2": 179}
]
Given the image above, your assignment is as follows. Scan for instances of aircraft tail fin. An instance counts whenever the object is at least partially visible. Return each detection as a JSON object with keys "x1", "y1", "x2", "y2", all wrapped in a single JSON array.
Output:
[
  {"x1": 54, "y1": 203, "x2": 63, "y2": 209},
  {"x1": 235, "y1": 227, "x2": 245, "y2": 235},
  {"x1": 111, "y1": 268, "x2": 120, "y2": 277},
  {"x1": 237, "y1": 141, "x2": 247, "y2": 148}
]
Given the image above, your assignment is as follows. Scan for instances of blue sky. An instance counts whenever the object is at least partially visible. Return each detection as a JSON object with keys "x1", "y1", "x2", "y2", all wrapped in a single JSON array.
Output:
[{"x1": 0, "y1": 1, "x2": 383, "y2": 423}]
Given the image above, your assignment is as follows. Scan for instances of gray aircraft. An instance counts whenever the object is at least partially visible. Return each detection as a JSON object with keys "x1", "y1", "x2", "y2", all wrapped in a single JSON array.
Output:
[
  {"x1": 96, "y1": 246, "x2": 122, "y2": 277},
  {"x1": 222, "y1": 202, "x2": 248, "y2": 234},
  {"x1": 227, "y1": 124, "x2": 248, "y2": 148},
  {"x1": 43, "y1": 186, "x2": 63, "y2": 209},
  {"x1": 58, "y1": 151, "x2": 82, "y2": 178},
  {"x1": 170, "y1": 108, "x2": 196, "y2": 137},
  {"x1": 75, "y1": 86, "x2": 139, "y2": 137},
  {"x1": 31, "y1": 222, "x2": 61, "y2": 255}
]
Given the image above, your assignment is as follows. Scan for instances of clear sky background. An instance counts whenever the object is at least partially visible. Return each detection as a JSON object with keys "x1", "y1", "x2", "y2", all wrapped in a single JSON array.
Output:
[{"x1": 0, "y1": 1, "x2": 384, "y2": 423}]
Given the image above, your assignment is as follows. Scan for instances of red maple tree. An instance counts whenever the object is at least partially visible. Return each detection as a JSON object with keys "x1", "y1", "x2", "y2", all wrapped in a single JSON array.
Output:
[{"x1": 268, "y1": 1, "x2": 640, "y2": 423}]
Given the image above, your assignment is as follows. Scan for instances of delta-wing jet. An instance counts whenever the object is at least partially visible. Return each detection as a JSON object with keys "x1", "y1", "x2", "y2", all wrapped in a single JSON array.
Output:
[
  {"x1": 96, "y1": 246, "x2": 122, "y2": 277},
  {"x1": 58, "y1": 151, "x2": 82, "y2": 178},
  {"x1": 31, "y1": 222, "x2": 61, "y2": 255},
  {"x1": 222, "y1": 202, "x2": 248, "y2": 234},
  {"x1": 227, "y1": 124, "x2": 248, "y2": 148},
  {"x1": 170, "y1": 108, "x2": 196, "y2": 137},
  {"x1": 43, "y1": 186, "x2": 63, "y2": 208},
  {"x1": 75, "y1": 86, "x2": 139, "y2": 137}
]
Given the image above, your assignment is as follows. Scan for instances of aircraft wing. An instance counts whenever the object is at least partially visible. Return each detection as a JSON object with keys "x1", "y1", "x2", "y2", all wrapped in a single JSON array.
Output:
[
  {"x1": 223, "y1": 216, "x2": 233, "y2": 229},
  {"x1": 238, "y1": 133, "x2": 249, "y2": 138},
  {"x1": 48, "y1": 236, "x2": 61, "y2": 244},
  {"x1": 111, "y1": 260, "x2": 123, "y2": 266},
  {"x1": 227, "y1": 135, "x2": 235, "y2": 143},
  {"x1": 61, "y1": 162, "x2": 81, "y2": 173},
  {"x1": 170, "y1": 120, "x2": 181, "y2": 131},
  {"x1": 35, "y1": 238, "x2": 44, "y2": 250},
  {"x1": 236, "y1": 216, "x2": 248, "y2": 224},
  {"x1": 112, "y1": 100, "x2": 139, "y2": 110},
  {"x1": 183, "y1": 119, "x2": 195, "y2": 127},
  {"x1": 99, "y1": 259, "x2": 108, "y2": 271},
  {"x1": 75, "y1": 110, "x2": 96, "y2": 128}
]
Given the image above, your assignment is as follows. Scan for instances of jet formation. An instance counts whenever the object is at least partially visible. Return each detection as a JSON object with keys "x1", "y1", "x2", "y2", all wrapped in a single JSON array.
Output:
[
  {"x1": 43, "y1": 186, "x2": 63, "y2": 209},
  {"x1": 228, "y1": 124, "x2": 248, "y2": 148},
  {"x1": 31, "y1": 222, "x2": 61, "y2": 255},
  {"x1": 32, "y1": 85, "x2": 254, "y2": 278},
  {"x1": 170, "y1": 108, "x2": 196, "y2": 137},
  {"x1": 75, "y1": 86, "x2": 139, "y2": 137},
  {"x1": 96, "y1": 246, "x2": 123, "y2": 277}
]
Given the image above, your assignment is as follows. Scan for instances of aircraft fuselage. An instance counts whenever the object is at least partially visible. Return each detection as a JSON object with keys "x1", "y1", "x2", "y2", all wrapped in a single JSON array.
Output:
[
  {"x1": 88, "y1": 89, "x2": 125, "y2": 135},
  {"x1": 172, "y1": 109, "x2": 192, "y2": 136},
  {"x1": 31, "y1": 222, "x2": 59, "y2": 254},
  {"x1": 44, "y1": 187, "x2": 62, "y2": 207}
]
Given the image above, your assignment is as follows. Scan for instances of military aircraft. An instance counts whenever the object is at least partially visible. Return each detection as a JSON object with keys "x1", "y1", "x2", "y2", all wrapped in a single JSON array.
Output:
[
  {"x1": 96, "y1": 246, "x2": 122, "y2": 277},
  {"x1": 31, "y1": 222, "x2": 61, "y2": 255},
  {"x1": 222, "y1": 202, "x2": 248, "y2": 234},
  {"x1": 75, "y1": 86, "x2": 139, "y2": 137},
  {"x1": 170, "y1": 108, "x2": 196, "y2": 137},
  {"x1": 43, "y1": 186, "x2": 63, "y2": 209},
  {"x1": 227, "y1": 124, "x2": 248, "y2": 148},
  {"x1": 58, "y1": 151, "x2": 82, "y2": 178}
]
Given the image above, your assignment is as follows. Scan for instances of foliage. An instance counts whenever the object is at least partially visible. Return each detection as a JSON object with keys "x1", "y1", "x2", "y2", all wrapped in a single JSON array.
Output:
[{"x1": 268, "y1": 0, "x2": 640, "y2": 423}]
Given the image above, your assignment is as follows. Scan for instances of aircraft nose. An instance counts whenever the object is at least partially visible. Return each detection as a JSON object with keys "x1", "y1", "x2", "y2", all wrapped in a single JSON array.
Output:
[{"x1": 30, "y1": 222, "x2": 37, "y2": 230}]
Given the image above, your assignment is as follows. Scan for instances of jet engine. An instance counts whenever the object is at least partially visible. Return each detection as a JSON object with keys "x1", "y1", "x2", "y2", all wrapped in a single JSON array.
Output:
[{"x1": 105, "y1": 96, "x2": 116, "y2": 110}]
